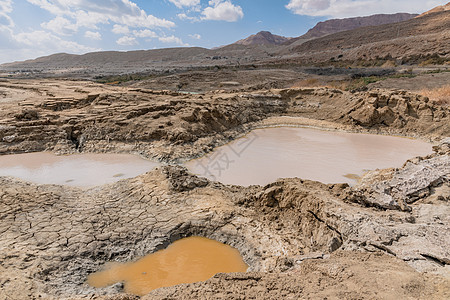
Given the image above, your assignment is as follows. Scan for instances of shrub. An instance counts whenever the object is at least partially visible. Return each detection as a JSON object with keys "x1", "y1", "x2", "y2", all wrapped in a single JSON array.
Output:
[{"x1": 419, "y1": 85, "x2": 450, "y2": 106}]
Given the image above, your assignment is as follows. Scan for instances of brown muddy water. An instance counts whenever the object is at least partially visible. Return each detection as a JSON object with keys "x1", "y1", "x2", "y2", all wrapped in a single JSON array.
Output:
[
  {"x1": 87, "y1": 236, "x2": 248, "y2": 296},
  {"x1": 0, "y1": 152, "x2": 159, "y2": 187},
  {"x1": 185, "y1": 127, "x2": 433, "y2": 186}
]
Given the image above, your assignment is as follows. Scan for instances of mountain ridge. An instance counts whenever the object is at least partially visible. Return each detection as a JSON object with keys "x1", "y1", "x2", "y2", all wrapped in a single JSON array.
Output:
[
  {"x1": 1, "y1": 7, "x2": 448, "y2": 73},
  {"x1": 231, "y1": 31, "x2": 292, "y2": 46},
  {"x1": 284, "y1": 13, "x2": 418, "y2": 46}
]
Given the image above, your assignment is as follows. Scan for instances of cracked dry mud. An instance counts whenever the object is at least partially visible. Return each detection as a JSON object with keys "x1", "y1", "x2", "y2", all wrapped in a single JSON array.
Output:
[{"x1": 0, "y1": 79, "x2": 449, "y2": 299}]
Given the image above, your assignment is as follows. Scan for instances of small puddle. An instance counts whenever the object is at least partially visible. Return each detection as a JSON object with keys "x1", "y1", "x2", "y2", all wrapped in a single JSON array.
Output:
[
  {"x1": 87, "y1": 236, "x2": 248, "y2": 296},
  {"x1": 185, "y1": 127, "x2": 433, "y2": 186},
  {"x1": 0, "y1": 152, "x2": 159, "y2": 187},
  {"x1": 0, "y1": 128, "x2": 434, "y2": 187}
]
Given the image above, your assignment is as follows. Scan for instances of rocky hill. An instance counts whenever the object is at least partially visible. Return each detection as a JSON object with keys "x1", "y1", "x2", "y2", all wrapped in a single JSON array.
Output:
[
  {"x1": 285, "y1": 13, "x2": 417, "y2": 46},
  {"x1": 419, "y1": 1, "x2": 450, "y2": 16},
  {"x1": 279, "y1": 9, "x2": 450, "y2": 63},
  {"x1": 0, "y1": 6, "x2": 448, "y2": 75},
  {"x1": 232, "y1": 31, "x2": 291, "y2": 46}
]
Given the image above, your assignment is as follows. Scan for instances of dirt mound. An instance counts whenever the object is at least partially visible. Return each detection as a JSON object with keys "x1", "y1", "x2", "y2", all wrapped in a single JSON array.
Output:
[{"x1": 146, "y1": 251, "x2": 450, "y2": 300}]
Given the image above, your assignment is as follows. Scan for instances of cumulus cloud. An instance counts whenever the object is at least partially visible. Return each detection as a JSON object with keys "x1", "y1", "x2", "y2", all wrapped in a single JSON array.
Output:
[
  {"x1": 189, "y1": 33, "x2": 201, "y2": 39},
  {"x1": 158, "y1": 35, "x2": 186, "y2": 45},
  {"x1": 133, "y1": 29, "x2": 157, "y2": 38},
  {"x1": 168, "y1": 0, "x2": 200, "y2": 9},
  {"x1": 26, "y1": 0, "x2": 175, "y2": 30},
  {"x1": 0, "y1": 0, "x2": 12, "y2": 17},
  {"x1": 112, "y1": 24, "x2": 129, "y2": 34},
  {"x1": 0, "y1": 1, "x2": 99, "y2": 64},
  {"x1": 0, "y1": 0, "x2": 12, "y2": 12},
  {"x1": 14, "y1": 30, "x2": 98, "y2": 53},
  {"x1": 41, "y1": 16, "x2": 78, "y2": 35},
  {"x1": 116, "y1": 35, "x2": 138, "y2": 46},
  {"x1": 285, "y1": 0, "x2": 446, "y2": 18},
  {"x1": 85, "y1": 30, "x2": 101, "y2": 40},
  {"x1": 177, "y1": 13, "x2": 199, "y2": 21},
  {"x1": 202, "y1": 0, "x2": 244, "y2": 22},
  {"x1": 0, "y1": 0, "x2": 13, "y2": 28}
]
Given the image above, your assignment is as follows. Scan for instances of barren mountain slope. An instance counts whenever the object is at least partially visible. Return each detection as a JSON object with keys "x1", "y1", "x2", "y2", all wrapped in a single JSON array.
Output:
[
  {"x1": 1, "y1": 9, "x2": 447, "y2": 75},
  {"x1": 232, "y1": 31, "x2": 291, "y2": 46},
  {"x1": 279, "y1": 10, "x2": 450, "y2": 62},
  {"x1": 0, "y1": 47, "x2": 212, "y2": 74},
  {"x1": 0, "y1": 43, "x2": 278, "y2": 76},
  {"x1": 285, "y1": 13, "x2": 417, "y2": 47},
  {"x1": 419, "y1": 2, "x2": 450, "y2": 16}
]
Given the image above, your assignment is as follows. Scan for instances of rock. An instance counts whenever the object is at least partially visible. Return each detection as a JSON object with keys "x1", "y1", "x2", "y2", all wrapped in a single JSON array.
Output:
[
  {"x1": 2, "y1": 135, "x2": 15, "y2": 143},
  {"x1": 161, "y1": 165, "x2": 209, "y2": 192},
  {"x1": 14, "y1": 109, "x2": 39, "y2": 120}
]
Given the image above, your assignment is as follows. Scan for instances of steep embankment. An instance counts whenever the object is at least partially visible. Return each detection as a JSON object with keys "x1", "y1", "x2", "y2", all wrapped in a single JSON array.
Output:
[{"x1": 0, "y1": 80, "x2": 448, "y2": 162}]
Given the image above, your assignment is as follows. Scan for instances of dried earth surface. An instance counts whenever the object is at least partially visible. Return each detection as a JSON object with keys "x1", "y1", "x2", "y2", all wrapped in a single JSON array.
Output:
[{"x1": 0, "y1": 72, "x2": 449, "y2": 300}]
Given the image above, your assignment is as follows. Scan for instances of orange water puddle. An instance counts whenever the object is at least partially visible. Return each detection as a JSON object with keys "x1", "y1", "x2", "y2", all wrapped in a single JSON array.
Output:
[{"x1": 87, "y1": 236, "x2": 248, "y2": 296}]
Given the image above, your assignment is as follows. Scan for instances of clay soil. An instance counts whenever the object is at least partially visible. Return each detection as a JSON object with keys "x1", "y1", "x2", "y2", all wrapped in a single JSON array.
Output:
[{"x1": 0, "y1": 70, "x2": 449, "y2": 299}]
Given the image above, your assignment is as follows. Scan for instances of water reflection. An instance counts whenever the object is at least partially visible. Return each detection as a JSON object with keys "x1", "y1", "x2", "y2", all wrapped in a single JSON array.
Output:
[
  {"x1": 185, "y1": 127, "x2": 432, "y2": 186},
  {"x1": 0, "y1": 152, "x2": 159, "y2": 187},
  {"x1": 87, "y1": 236, "x2": 248, "y2": 296}
]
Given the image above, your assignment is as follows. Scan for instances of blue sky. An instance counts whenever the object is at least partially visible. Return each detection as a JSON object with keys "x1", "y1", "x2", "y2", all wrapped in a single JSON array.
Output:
[{"x1": 0, "y1": 0, "x2": 448, "y2": 64}]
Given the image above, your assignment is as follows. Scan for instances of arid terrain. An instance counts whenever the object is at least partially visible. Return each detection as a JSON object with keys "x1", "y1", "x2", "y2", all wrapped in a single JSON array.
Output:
[
  {"x1": 1, "y1": 8, "x2": 448, "y2": 77},
  {"x1": 0, "y1": 5, "x2": 449, "y2": 300}
]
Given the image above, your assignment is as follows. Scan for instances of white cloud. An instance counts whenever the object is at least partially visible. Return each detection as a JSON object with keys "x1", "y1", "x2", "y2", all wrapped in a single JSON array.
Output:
[
  {"x1": 133, "y1": 29, "x2": 157, "y2": 38},
  {"x1": 26, "y1": 0, "x2": 176, "y2": 30},
  {"x1": 0, "y1": 2, "x2": 100, "y2": 64},
  {"x1": 0, "y1": 13, "x2": 12, "y2": 26},
  {"x1": 158, "y1": 35, "x2": 186, "y2": 45},
  {"x1": 41, "y1": 16, "x2": 78, "y2": 35},
  {"x1": 0, "y1": 0, "x2": 12, "y2": 14},
  {"x1": 0, "y1": 35, "x2": 99, "y2": 63},
  {"x1": 202, "y1": 0, "x2": 244, "y2": 22},
  {"x1": 177, "y1": 13, "x2": 199, "y2": 21},
  {"x1": 0, "y1": 0, "x2": 13, "y2": 27},
  {"x1": 116, "y1": 35, "x2": 137, "y2": 45},
  {"x1": 189, "y1": 33, "x2": 201, "y2": 39},
  {"x1": 85, "y1": 30, "x2": 101, "y2": 40},
  {"x1": 14, "y1": 30, "x2": 98, "y2": 53},
  {"x1": 285, "y1": 0, "x2": 447, "y2": 18},
  {"x1": 112, "y1": 24, "x2": 129, "y2": 34},
  {"x1": 73, "y1": 10, "x2": 109, "y2": 29},
  {"x1": 168, "y1": 0, "x2": 200, "y2": 9}
]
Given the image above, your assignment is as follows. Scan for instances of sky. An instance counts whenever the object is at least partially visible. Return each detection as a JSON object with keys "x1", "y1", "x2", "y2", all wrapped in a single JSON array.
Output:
[{"x1": 0, "y1": 0, "x2": 448, "y2": 64}]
